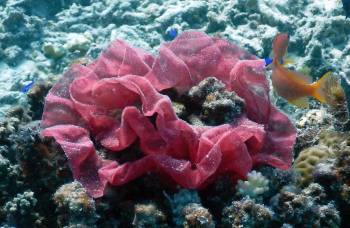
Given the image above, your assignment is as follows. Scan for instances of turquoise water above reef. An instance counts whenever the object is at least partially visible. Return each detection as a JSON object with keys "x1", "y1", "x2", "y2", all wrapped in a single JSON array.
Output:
[{"x1": 1, "y1": 0, "x2": 350, "y2": 227}]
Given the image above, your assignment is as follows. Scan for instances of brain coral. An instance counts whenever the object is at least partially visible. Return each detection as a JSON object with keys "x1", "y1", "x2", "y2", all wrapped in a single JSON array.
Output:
[
  {"x1": 318, "y1": 129, "x2": 349, "y2": 148},
  {"x1": 294, "y1": 145, "x2": 334, "y2": 185},
  {"x1": 41, "y1": 31, "x2": 296, "y2": 198}
]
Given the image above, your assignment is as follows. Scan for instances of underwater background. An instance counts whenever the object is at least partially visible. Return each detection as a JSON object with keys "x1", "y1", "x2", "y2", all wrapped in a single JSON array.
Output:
[{"x1": 1, "y1": 0, "x2": 350, "y2": 227}]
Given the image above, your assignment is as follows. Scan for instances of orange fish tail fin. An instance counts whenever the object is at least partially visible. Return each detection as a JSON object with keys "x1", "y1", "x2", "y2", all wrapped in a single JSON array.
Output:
[
  {"x1": 312, "y1": 71, "x2": 333, "y2": 103},
  {"x1": 273, "y1": 33, "x2": 289, "y2": 65}
]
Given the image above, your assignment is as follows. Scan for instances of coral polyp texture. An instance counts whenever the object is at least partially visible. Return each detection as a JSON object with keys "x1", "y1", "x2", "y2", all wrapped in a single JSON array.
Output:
[
  {"x1": 294, "y1": 144, "x2": 334, "y2": 185},
  {"x1": 40, "y1": 30, "x2": 296, "y2": 197}
]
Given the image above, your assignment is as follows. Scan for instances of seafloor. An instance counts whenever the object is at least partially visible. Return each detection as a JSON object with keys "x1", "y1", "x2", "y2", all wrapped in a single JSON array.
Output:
[{"x1": 1, "y1": 0, "x2": 350, "y2": 227}]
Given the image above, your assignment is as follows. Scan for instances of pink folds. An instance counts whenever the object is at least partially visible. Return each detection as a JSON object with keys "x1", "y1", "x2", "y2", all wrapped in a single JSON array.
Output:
[{"x1": 41, "y1": 31, "x2": 296, "y2": 198}]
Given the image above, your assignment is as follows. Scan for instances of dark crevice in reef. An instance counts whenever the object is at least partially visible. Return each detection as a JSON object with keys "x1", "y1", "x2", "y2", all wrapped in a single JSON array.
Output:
[
  {"x1": 0, "y1": 119, "x2": 72, "y2": 227},
  {"x1": 162, "y1": 77, "x2": 245, "y2": 126},
  {"x1": 27, "y1": 81, "x2": 53, "y2": 120},
  {"x1": 97, "y1": 173, "x2": 175, "y2": 227},
  {"x1": 102, "y1": 140, "x2": 145, "y2": 165}
]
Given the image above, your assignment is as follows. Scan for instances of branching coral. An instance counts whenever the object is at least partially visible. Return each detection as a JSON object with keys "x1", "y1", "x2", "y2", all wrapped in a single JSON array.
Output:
[
  {"x1": 41, "y1": 30, "x2": 296, "y2": 198},
  {"x1": 236, "y1": 170, "x2": 269, "y2": 201},
  {"x1": 3, "y1": 191, "x2": 43, "y2": 227}
]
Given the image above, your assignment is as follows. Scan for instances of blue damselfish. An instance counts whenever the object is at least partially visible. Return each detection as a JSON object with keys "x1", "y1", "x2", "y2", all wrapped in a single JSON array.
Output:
[{"x1": 21, "y1": 81, "x2": 35, "y2": 93}]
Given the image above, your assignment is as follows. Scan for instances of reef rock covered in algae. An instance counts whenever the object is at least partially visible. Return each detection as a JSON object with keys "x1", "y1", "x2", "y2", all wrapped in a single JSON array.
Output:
[{"x1": 1, "y1": 0, "x2": 350, "y2": 227}]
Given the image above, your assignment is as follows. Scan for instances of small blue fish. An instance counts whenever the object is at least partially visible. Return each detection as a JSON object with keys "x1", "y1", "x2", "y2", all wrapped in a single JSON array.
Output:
[
  {"x1": 264, "y1": 57, "x2": 273, "y2": 66},
  {"x1": 167, "y1": 28, "x2": 178, "y2": 40},
  {"x1": 263, "y1": 57, "x2": 292, "y2": 67},
  {"x1": 21, "y1": 81, "x2": 35, "y2": 93}
]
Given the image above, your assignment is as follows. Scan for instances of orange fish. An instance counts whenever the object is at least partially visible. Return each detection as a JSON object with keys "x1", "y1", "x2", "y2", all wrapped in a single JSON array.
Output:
[{"x1": 271, "y1": 33, "x2": 332, "y2": 108}]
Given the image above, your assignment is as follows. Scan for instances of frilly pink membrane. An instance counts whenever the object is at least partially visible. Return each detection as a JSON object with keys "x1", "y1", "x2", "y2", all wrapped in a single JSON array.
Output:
[{"x1": 41, "y1": 31, "x2": 296, "y2": 198}]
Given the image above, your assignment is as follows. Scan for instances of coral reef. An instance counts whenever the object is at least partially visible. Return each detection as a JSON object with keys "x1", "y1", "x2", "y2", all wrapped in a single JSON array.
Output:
[
  {"x1": 293, "y1": 109, "x2": 335, "y2": 156},
  {"x1": 54, "y1": 181, "x2": 99, "y2": 227},
  {"x1": 0, "y1": 114, "x2": 71, "y2": 227},
  {"x1": 182, "y1": 203, "x2": 214, "y2": 228},
  {"x1": 3, "y1": 191, "x2": 43, "y2": 227},
  {"x1": 335, "y1": 145, "x2": 350, "y2": 184},
  {"x1": 296, "y1": 109, "x2": 329, "y2": 129},
  {"x1": 294, "y1": 144, "x2": 334, "y2": 185},
  {"x1": 0, "y1": 154, "x2": 22, "y2": 204},
  {"x1": 0, "y1": 0, "x2": 348, "y2": 117},
  {"x1": 222, "y1": 198, "x2": 274, "y2": 228},
  {"x1": 11, "y1": 121, "x2": 71, "y2": 189},
  {"x1": 271, "y1": 184, "x2": 340, "y2": 227},
  {"x1": 223, "y1": 183, "x2": 342, "y2": 227},
  {"x1": 257, "y1": 166, "x2": 297, "y2": 198},
  {"x1": 0, "y1": 113, "x2": 21, "y2": 144},
  {"x1": 311, "y1": 145, "x2": 350, "y2": 227},
  {"x1": 1, "y1": 0, "x2": 350, "y2": 227},
  {"x1": 236, "y1": 171, "x2": 269, "y2": 202},
  {"x1": 166, "y1": 189, "x2": 200, "y2": 227},
  {"x1": 294, "y1": 128, "x2": 350, "y2": 186},
  {"x1": 0, "y1": 6, "x2": 42, "y2": 49},
  {"x1": 3, "y1": 45, "x2": 23, "y2": 66},
  {"x1": 324, "y1": 75, "x2": 350, "y2": 131},
  {"x1": 186, "y1": 77, "x2": 245, "y2": 125},
  {"x1": 318, "y1": 129, "x2": 349, "y2": 148},
  {"x1": 313, "y1": 158, "x2": 339, "y2": 192},
  {"x1": 341, "y1": 74, "x2": 350, "y2": 117},
  {"x1": 27, "y1": 80, "x2": 53, "y2": 120},
  {"x1": 133, "y1": 203, "x2": 168, "y2": 228}
]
